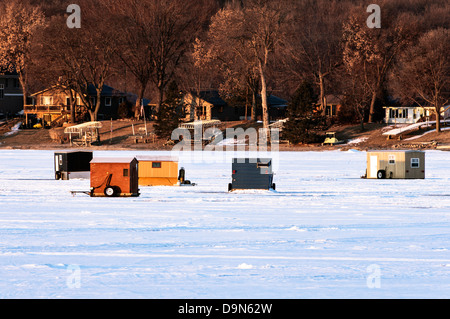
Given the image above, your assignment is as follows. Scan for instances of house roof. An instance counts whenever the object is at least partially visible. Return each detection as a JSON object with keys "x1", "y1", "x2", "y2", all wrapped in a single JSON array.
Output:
[
  {"x1": 383, "y1": 105, "x2": 449, "y2": 110},
  {"x1": 135, "y1": 155, "x2": 178, "y2": 162},
  {"x1": 367, "y1": 150, "x2": 424, "y2": 153},
  {"x1": 31, "y1": 85, "x2": 69, "y2": 97},
  {"x1": 31, "y1": 84, "x2": 128, "y2": 97},
  {"x1": 87, "y1": 84, "x2": 127, "y2": 97},
  {"x1": 90, "y1": 157, "x2": 137, "y2": 164},
  {"x1": 268, "y1": 95, "x2": 288, "y2": 108},
  {"x1": 189, "y1": 90, "x2": 227, "y2": 107},
  {"x1": 323, "y1": 94, "x2": 344, "y2": 105}
]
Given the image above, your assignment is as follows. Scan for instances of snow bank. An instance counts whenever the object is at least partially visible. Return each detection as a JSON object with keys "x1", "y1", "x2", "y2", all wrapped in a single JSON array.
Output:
[
  {"x1": 346, "y1": 137, "x2": 368, "y2": 145},
  {"x1": 3, "y1": 121, "x2": 21, "y2": 136}
]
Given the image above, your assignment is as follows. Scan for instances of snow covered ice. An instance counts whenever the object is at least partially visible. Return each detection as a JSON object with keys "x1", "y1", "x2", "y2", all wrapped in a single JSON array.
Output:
[{"x1": 1, "y1": 149, "x2": 450, "y2": 298}]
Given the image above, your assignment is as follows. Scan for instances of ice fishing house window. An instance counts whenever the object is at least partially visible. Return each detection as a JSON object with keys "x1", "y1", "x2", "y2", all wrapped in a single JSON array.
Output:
[
  {"x1": 256, "y1": 161, "x2": 270, "y2": 168},
  {"x1": 411, "y1": 158, "x2": 420, "y2": 168},
  {"x1": 123, "y1": 169, "x2": 129, "y2": 177},
  {"x1": 388, "y1": 155, "x2": 395, "y2": 164},
  {"x1": 152, "y1": 162, "x2": 161, "y2": 168}
]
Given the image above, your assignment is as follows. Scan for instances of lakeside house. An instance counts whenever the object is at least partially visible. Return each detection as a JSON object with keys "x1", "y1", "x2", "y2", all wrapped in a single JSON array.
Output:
[
  {"x1": 24, "y1": 84, "x2": 148, "y2": 127},
  {"x1": 182, "y1": 90, "x2": 237, "y2": 122},
  {"x1": 383, "y1": 105, "x2": 450, "y2": 124},
  {"x1": 182, "y1": 90, "x2": 289, "y2": 122}
]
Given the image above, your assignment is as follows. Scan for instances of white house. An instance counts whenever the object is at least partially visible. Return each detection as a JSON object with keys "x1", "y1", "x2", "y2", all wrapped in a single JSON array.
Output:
[{"x1": 384, "y1": 105, "x2": 450, "y2": 124}]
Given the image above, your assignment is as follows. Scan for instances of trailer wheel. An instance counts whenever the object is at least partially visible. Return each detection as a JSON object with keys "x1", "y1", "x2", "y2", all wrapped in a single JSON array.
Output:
[
  {"x1": 271, "y1": 183, "x2": 276, "y2": 190},
  {"x1": 228, "y1": 183, "x2": 233, "y2": 192},
  {"x1": 55, "y1": 172, "x2": 61, "y2": 180},
  {"x1": 104, "y1": 186, "x2": 116, "y2": 197},
  {"x1": 377, "y1": 170, "x2": 386, "y2": 179}
]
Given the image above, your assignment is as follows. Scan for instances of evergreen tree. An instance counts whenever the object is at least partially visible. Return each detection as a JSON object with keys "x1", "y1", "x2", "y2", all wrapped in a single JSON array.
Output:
[
  {"x1": 282, "y1": 81, "x2": 327, "y2": 144},
  {"x1": 154, "y1": 81, "x2": 185, "y2": 139}
]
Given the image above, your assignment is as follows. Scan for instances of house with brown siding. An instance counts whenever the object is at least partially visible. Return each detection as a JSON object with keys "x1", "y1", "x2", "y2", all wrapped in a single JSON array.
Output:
[
  {"x1": 24, "y1": 84, "x2": 130, "y2": 127},
  {"x1": 182, "y1": 90, "x2": 239, "y2": 122}
]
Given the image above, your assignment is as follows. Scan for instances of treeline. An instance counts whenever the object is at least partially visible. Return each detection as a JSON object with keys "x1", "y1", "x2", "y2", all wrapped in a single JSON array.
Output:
[{"x1": 0, "y1": 0, "x2": 448, "y2": 132}]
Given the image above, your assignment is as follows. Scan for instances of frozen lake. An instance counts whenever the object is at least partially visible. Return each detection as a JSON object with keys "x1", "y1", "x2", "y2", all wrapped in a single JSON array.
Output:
[{"x1": 0, "y1": 149, "x2": 450, "y2": 298}]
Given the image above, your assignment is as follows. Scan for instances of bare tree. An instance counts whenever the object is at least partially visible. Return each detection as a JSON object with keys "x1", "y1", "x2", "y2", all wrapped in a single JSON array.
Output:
[
  {"x1": 391, "y1": 28, "x2": 449, "y2": 133},
  {"x1": 109, "y1": 0, "x2": 155, "y2": 119},
  {"x1": 342, "y1": 2, "x2": 417, "y2": 123},
  {"x1": 284, "y1": 0, "x2": 349, "y2": 115},
  {"x1": 208, "y1": 0, "x2": 288, "y2": 131},
  {"x1": 39, "y1": 0, "x2": 118, "y2": 123},
  {"x1": 0, "y1": 0, "x2": 45, "y2": 107},
  {"x1": 205, "y1": 6, "x2": 260, "y2": 121},
  {"x1": 173, "y1": 37, "x2": 212, "y2": 121},
  {"x1": 145, "y1": 0, "x2": 214, "y2": 115}
]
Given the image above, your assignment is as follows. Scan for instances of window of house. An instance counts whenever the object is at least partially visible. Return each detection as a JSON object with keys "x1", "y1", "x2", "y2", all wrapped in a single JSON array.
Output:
[
  {"x1": 400, "y1": 109, "x2": 404, "y2": 118},
  {"x1": 65, "y1": 97, "x2": 80, "y2": 107},
  {"x1": 388, "y1": 155, "x2": 395, "y2": 164},
  {"x1": 411, "y1": 158, "x2": 420, "y2": 168},
  {"x1": 391, "y1": 109, "x2": 399, "y2": 118},
  {"x1": 152, "y1": 162, "x2": 161, "y2": 168},
  {"x1": 105, "y1": 97, "x2": 112, "y2": 106},
  {"x1": 123, "y1": 169, "x2": 129, "y2": 177},
  {"x1": 41, "y1": 96, "x2": 53, "y2": 105}
]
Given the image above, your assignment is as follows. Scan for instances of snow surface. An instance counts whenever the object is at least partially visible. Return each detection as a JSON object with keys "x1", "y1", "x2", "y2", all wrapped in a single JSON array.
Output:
[
  {"x1": 346, "y1": 137, "x2": 368, "y2": 145},
  {"x1": 1, "y1": 149, "x2": 450, "y2": 298},
  {"x1": 382, "y1": 120, "x2": 450, "y2": 136}
]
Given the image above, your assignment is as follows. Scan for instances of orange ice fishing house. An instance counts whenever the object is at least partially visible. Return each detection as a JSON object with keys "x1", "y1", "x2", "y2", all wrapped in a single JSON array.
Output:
[{"x1": 89, "y1": 157, "x2": 140, "y2": 197}]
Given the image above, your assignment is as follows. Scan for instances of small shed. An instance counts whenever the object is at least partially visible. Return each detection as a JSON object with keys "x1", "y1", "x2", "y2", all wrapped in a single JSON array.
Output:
[
  {"x1": 89, "y1": 157, "x2": 139, "y2": 197},
  {"x1": 229, "y1": 158, "x2": 275, "y2": 191},
  {"x1": 54, "y1": 151, "x2": 93, "y2": 180},
  {"x1": 366, "y1": 150, "x2": 425, "y2": 179},
  {"x1": 136, "y1": 156, "x2": 179, "y2": 186}
]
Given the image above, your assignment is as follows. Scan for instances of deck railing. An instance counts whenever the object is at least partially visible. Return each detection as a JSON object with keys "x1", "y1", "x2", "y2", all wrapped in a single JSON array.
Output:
[{"x1": 24, "y1": 104, "x2": 81, "y2": 113}]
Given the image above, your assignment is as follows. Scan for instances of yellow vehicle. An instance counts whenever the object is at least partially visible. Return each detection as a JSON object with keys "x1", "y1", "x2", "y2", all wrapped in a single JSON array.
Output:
[{"x1": 322, "y1": 132, "x2": 345, "y2": 145}]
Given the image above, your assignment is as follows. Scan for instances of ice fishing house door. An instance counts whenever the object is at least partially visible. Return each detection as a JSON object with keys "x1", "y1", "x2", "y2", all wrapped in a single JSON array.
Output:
[{"x1": 229, "y1": 158, "x2": 275, "y2": 191}]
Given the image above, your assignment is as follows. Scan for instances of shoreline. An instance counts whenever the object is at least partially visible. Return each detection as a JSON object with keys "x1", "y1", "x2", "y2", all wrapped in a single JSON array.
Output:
[{"x1": 1, "y1": 118, "x2": 449, "y2": 152}]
